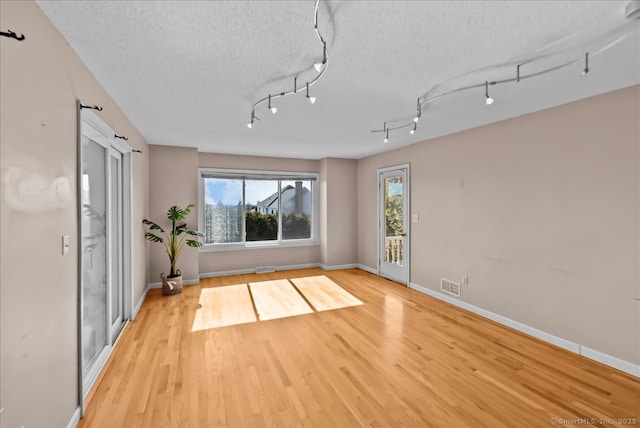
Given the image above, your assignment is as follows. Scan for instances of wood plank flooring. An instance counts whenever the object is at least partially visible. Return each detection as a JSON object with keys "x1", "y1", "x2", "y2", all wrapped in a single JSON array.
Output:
[
  {"x1": 79, "y1": 268, "x2": 640, "y2": 428},
  {"x1": 290, "y1": 275, "x2": 363, "y2": 311}
]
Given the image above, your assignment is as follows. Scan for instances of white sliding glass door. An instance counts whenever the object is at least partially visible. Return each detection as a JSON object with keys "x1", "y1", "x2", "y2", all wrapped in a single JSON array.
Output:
[{"x1": 79, "y1": 107, "x2": 132, "y2": 408}]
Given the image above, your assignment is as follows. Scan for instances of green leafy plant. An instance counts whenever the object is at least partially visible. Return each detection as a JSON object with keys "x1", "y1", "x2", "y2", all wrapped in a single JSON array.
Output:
[{"x1": 143, "y1": 204, "x2": 204, "y2": 277}]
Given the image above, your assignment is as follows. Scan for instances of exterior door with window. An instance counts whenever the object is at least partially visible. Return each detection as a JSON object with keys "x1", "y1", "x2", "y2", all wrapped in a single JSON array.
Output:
[{"x1": 378, "y1": 165, "x2": 410, "y2": 284}]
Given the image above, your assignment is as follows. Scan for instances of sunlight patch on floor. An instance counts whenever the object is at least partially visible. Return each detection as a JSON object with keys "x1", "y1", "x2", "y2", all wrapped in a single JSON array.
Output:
[
  {"x1": 249, "y1": 279, "x2": 314, "y2": 321},
  {"x1": 192, "y1": 284, "x2": 257, "y2": 331},
  {"x1": 290, "y1": 275, "x2": 363, "y2": 311},
  {"x1": 191, "y1": 276, "x2": 363, "y2": 331}
]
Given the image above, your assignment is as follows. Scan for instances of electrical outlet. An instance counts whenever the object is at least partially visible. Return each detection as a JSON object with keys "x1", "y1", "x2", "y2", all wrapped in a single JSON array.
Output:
[{"x1": 462, "y1": 275, "x2": 469, "y2": 285}]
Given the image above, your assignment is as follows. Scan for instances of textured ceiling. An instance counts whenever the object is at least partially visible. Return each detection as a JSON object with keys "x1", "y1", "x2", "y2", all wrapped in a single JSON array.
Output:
[{"x1": 37, "y1": 1, "x2": 640, "y2": 160}]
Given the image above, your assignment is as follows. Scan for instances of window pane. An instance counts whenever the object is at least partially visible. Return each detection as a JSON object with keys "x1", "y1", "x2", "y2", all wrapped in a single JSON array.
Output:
[
  {"x1": 204, "y1": 178, "x2": 243, "y2": 244},
  {"x1": 384, "y1": 176, "x2": 403, "y2": 266},
  {"x1": 281, "y1": 180, "x2": 312, "y2": 240},
  {"x1": 246, "y1": 180, "x2": 278, "y2": 241}
]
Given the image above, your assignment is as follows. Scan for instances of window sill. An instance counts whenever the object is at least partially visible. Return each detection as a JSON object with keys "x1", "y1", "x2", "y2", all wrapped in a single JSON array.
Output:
[{"x1": 199, "y1": 239, "x2": 320, "y2": 253}]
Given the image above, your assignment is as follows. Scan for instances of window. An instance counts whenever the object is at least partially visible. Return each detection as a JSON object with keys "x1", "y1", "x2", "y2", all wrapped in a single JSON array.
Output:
[{"x1": 198, "y1": 168, "x2": 318, "y2": 250}]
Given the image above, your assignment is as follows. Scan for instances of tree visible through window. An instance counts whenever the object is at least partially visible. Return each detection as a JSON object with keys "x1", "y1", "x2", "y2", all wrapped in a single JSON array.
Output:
[{"x1": 201, "y1": 172, "x2": 315, "y2": 245}]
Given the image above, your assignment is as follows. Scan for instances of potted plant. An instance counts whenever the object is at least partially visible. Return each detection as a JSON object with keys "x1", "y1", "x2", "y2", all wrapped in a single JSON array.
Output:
[{"x1": 143, "y1": 204, "x2": 203, "y2": 295}]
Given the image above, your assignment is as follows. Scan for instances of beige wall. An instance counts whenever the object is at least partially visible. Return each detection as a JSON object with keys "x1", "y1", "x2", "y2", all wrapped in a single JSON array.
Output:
[
  {"x1": 145, "y1": 151, "x2": 324, "y2": 274},
  {"x1": 148, "y1": 145, "x2": 199, "y2": 282},
  {"x1": 321, "y1": 158, "x2": 358, "y2": 266},
  {"x1": 0, "y1": 1, "x2": 149, "y2": 427},
  {"x1": 358, "y1": 85, "x2": 640, "y2": 364},
  {"x1": 147, "y1": 152, "x2": 360, "y2": 274}
]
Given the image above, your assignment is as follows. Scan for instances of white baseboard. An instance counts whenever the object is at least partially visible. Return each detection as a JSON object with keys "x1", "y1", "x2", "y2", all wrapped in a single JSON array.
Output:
[
  {"x1": 320, "y1": 263, "x2": 359, "y2": 271},
  {"x1": 277, "y1": 263, "x2": 321, "y2": 271},
  {"x1": 200, "y1": 262, "x2": 356, "y2": 279},
  {"x1": 200, "y1": 268, "x2": 256, "y2": 278},
  {"x1": 409, "y1": 282, "x2": 639, "y2": 378},
  {"x1": 132, "y1": 283, "x2": 151, "y2": 319},
  {"x1": 66, "y1": 406, "x2": 81, "y2": 428},
  {"x1": 357, "y1": 264, "x2": 377, "y2": 275},
  {"x1": 580, "y1": 346, "x2": 640, "y2": 377}
]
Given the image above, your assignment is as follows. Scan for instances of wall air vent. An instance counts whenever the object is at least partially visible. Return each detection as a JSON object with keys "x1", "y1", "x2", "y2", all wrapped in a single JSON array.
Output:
[
  {"x1": 440, "y1": 278, "x2": 461, "y2": 297},
  {"x1": 256, "y1": 266, "x2": 276, "y2": 274}
]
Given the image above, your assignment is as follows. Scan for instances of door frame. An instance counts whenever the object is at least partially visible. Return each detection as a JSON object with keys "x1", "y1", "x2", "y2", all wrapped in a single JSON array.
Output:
[
  {"x1": 377, "y1": 163, "x2": 410, "y2": 285},
  {"x1": 108, "y1": 147, "x2": 125, "y2": 341},
  {"x1": 77, "y1": 103, "x2": 133, "y2": 413}
]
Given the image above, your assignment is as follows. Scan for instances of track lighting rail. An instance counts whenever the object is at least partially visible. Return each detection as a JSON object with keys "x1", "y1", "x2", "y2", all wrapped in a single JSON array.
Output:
[
  {"x1": 247, "y1": 0, "x2": 328, "y2": 128},
  {"x1": 374, "y1": 12, "x2": 640, "y2": 142}
]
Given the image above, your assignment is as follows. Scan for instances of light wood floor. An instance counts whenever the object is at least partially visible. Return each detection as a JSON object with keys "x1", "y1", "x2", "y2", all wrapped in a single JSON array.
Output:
[{"x1": 79, "y1": 268, "x2": 639, "y2": 427}]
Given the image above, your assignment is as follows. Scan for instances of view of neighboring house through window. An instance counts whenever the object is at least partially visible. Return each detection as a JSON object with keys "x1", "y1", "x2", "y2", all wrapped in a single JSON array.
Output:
[{"x1": 199, "y1": 169, "x2": 316, "y2": 247}]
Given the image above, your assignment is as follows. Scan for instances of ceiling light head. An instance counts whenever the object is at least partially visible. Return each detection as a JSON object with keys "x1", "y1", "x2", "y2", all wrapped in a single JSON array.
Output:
[
  {"x1": 413, "y1": 116, "x2": 420, "y2": 123},
  {"x1": 409, "y1": 123, "x2": 417, "y2": 135},
  {"x1": 313, "y1": 41, "x2": 328, "y2": 72},
  {"x1": 247, "y1": 122, "x2": 253, "y2": 129},
  {"x1": 485, "y1": 81, "x2": 494, "y2": 105},
  {"x1": 384, "y1": 129, "x2": 389, "y2": 143},
  {"x1": 268, "y1": 94, "x2": 277, "y2": 114},
  {"x1": 306, "y1": 82, "x2": 316, "y2": 104},
  {"x1": 581, "y1": 52, "x2": 589, "y2": 77}
]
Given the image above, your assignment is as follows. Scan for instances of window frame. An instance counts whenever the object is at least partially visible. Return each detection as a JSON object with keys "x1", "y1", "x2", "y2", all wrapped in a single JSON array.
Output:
[{"x1": 198, "y1": 168, "x2": 320, "y2": 252}]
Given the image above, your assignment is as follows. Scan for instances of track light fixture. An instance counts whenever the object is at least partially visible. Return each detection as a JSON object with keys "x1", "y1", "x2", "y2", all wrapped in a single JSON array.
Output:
[
  {"x1": 247, "y1": 0, "x2": 328, "y2": 128},
  {"x1": 413, "y1": 100, "x2": 421, "y2": 123},
  {"x1": 314, "y1": 41, "x2": 328, "y2": 72},
  {"x1": 410, "y1": 123, "x2": 417, "y2": 135},
  {"x1": 306, "y1": 82, "x2": 317, "y2": 104},
  {"x1": 247, "y1": 111, "x2": 260, "y2": 129},
  {"x1": 581, "y1": 52, "x2": 589, "y2": 77},
  {"x1": 373, "y1": 2, "x2": 638, "y2": 143},
  {"x1": 268, "y1": 94, "x2": 277, "y2": 114},
  {"x1": 485, "y1": 81, "x2": 495, "y2": 105}
]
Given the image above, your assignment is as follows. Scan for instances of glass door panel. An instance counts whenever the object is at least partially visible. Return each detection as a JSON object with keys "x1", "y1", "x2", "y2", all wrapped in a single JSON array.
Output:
[
  {"x1": 384, "y1": 176, "x2": 404, "y2": 266},
  {"x1": 81, "y1": 136, "x2": 108, "y2": 375}
]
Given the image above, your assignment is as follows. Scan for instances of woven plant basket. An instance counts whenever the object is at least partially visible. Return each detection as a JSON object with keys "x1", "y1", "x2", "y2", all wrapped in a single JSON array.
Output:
[{"x1": 161, "y1": 269, "x2": 183, "y2": 295}]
